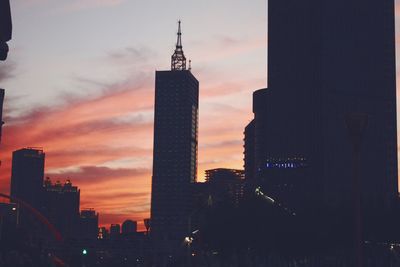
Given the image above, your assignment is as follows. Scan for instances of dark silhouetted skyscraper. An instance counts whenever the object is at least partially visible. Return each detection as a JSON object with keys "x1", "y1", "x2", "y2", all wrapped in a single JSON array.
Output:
[
  {"x1": 319, "y1": 0, "x2": 397, "y2": 206},
  {"x1": 122, "y1": 219, "x2": 137, "y2": 235},
  {"x1": 43, "y1": 177, "x2": 80, "y2": 239},
  {"x1": 151, "y1": 21, "x2": 199, "y2": 242},
  {"x1": 246, "y1": 0, "x2": 397, "y2": 208},
  {"x1": 10, "y1": 148, "x2": 45, "y2": 234},
  {"x1": 79, "y1": 209, "x2": 99, "y2": 240},
  {"x1": 10, "y1": 148, "x2": 45, "y2": 210},
  {"x1": 110, "y1": 223, "x2": 121, "y2": 240}
]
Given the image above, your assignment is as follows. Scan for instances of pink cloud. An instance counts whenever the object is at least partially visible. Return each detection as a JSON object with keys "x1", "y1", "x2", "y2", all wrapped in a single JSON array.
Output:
[
  {"x1": 0, "y1": 79, "x2": 155, "y2": 227},
  {"x1": 1, "y1": 84, "x2": 262, "y2": 234},
  {"x1": 0, "y1": 52, "x2": 263, "y2": 229}
]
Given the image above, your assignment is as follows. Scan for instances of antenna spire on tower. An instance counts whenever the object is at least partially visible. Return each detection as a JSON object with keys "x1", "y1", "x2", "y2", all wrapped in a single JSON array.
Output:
[
  {"x1": 171, "y1": 20, "x2": 187, "y2": 71},
  {"x1": 176, "y1": 20, "x2": 183, "y2": 48}
]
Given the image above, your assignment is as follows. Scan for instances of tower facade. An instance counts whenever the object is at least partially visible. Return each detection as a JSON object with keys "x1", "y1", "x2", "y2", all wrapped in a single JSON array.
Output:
[
  {"x1": 10, "y1": 148, "x2": 45, "y2": 210},
  {"x1": 320, "y1": 0, "x2": 397, "y2": 205},
  {"x1": 79, "y1": 209, "x2": 99, "y2": 240},
  {"x1": 246, "y1": 0, "x2": 397, "y2": 207},
  {"x1": 43, "y1": 178, "x2": 80, "y2": 239},
  {"x1": 151, "y1": 22, "x2": 199, "y2": 241},
  {"x1": 10, "y1": 148, "x2": 45, "y2": 233},
  {"x1": 243, "y1": 120, "x2": 255, "y2": 181}
]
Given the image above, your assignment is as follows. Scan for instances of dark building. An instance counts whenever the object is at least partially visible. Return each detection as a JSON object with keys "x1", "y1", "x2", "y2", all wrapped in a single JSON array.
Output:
[
  {"x1": 79, "y1": 209, "x2": 99, "y2": 240},
  {"x1": 256, "y1": 157, "x2": 309, "y2": 210},
  {"x1": 246, "y1": 0, "x2": 397, "y2": 208},
  {"x1": 247, "y1": 89, "x2": 315, "y2": 209},
  {"x1": 122, "y1": 220, "x2": 137, "y2": 235},
  {"x1": 243, "y1": 120, "x2": 256, "y2": 197},
  {"x1": 205, "y1": 169, "x2": 244, "y2": 183},
  {"x1": 43, "y1": 177, "x2": 80, "y2": 239},
  {"x1": 10, "y1": 148, "x2": 45, "y2": 211},
  {"x1": 9, "y1": 148, "x2": 45, "y2": 236},
  {"x1": 150, "y1": 21, "x2": 199, "y2": 242},
  {"x1": 191, "y1": 182, "x2": 210, "y2": 207},
  {"x1": 205, "y1": 168, "x2": 244, "y2": 206},
  {"x1": 110, "y1": 223, "x2": 121, "y2": 240},
  {"x1": 244, "y1": 120, "x2": 255, "y2": 181},
  {"x1": 0, "y1": 89, "x2": 4, "y2": 145},
  {"x1": 319, "y1": 0, "x2": 397, "y2": 206}
]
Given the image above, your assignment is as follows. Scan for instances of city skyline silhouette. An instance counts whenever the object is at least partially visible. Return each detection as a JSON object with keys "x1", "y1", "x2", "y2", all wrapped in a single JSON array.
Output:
[
  {"x1": 0, "y1": 1, "x2": 266, "y2": 230},
  {"x1": 2, "y1": 1, "x2": 400, "y2": 266},
  {"x1": 2, "y1": 0, "x2": 400, "y2": 232}
]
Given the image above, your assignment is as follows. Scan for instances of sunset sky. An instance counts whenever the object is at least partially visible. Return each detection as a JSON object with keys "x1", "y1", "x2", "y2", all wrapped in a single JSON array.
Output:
[
  {"x1": 1, "y1": 1, "x2": 400, "y2": 232},
  {"x1": 0, "y1": 0, "x2": 266, "y2": 230}
]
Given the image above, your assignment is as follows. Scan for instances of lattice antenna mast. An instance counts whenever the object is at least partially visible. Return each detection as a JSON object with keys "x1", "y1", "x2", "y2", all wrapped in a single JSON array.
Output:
[{"x1": 171, "y1": 20, "x2": 187, "y2": 71}]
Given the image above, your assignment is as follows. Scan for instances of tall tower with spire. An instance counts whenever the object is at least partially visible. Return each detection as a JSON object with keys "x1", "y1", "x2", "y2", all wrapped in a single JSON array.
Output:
[
  {"x1": 171, "y1": 20, "x2": 186, "y2": 71},
  {"x1": 151, "y1": 21, "x2": 199, "y2": 245}
]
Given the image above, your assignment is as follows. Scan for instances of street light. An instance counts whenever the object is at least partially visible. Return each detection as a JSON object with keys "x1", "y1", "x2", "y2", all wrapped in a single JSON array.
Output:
[
  {"x1": 184, "y1": 233, "x2": 197, "y2": 267},
  {"x1": 184, "y1": 236, "x2": 193, "y2": 245}
]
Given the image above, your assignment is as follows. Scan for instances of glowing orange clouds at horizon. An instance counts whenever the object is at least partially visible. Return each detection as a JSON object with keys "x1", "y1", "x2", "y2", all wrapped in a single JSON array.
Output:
[
  {"x1": 0, "y1": 80, "x2": 156, "y2": 230},
  {"x1": 0, "y1": 71, "x2": 260, "y2": 231}
]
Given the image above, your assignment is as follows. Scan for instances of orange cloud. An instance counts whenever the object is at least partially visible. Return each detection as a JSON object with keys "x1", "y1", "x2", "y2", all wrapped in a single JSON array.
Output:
[
  {"x1": 1, "y1": 80, "x2": 155, "y2": 230},
  {"x1": 0, "y1": 66, "x2": 263, "y2": 231}
]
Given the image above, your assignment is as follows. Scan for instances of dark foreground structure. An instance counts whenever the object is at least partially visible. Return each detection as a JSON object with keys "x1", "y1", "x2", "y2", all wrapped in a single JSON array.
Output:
[
  {"x1": 237, "y1": 0, "x2": 399, "y2": 266},
  {"x1": 1, "y1": 0, "x2": 399, "y2": 266},
  {"x1": 0, "y1": 0, "x2": 12, "y2": 61},
  {"x1": 148, "y1": 1, "x2": 399, "y2": 266},
  {"x1": 246, "y1": 0, "x2": 398, "y2": 211}
]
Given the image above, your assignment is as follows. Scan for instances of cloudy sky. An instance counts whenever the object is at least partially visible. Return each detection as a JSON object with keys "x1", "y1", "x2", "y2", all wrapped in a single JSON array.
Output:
[
  {"x1": 0, "y1": 0, "x2": 266, "y2": 230},
  {"x1": 2, "y1": 1, "x2": 400, "y2": 232}
]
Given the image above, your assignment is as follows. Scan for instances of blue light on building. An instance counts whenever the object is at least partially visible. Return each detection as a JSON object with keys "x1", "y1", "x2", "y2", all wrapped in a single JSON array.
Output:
[{"x1": 263, "y1": 158, "x2": 307, "y2": 169}]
